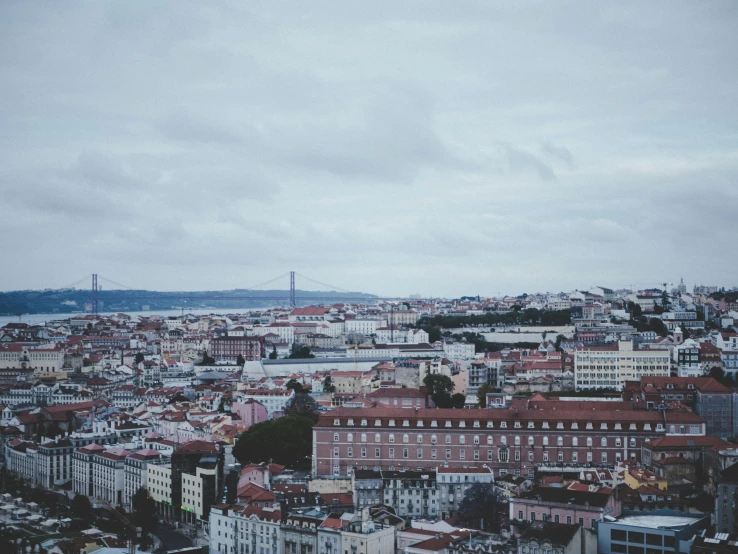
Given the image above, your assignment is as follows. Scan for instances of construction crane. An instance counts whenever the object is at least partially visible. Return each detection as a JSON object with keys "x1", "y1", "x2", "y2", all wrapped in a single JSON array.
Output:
[{"x1": 99, "y1": 499, "x2": 141, "y2": 554}]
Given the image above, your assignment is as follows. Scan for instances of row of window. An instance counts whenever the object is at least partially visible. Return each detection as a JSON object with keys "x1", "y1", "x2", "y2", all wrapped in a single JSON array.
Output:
[
  {"x1": 333, "y1": 433, "x2": 638, "y2": 447},
  {"x1": 332, "y1": 418, "x2": 664, "y2": 431},
  {"x1": 334, "y1": 447, "x2": 621, "y2": 463}
]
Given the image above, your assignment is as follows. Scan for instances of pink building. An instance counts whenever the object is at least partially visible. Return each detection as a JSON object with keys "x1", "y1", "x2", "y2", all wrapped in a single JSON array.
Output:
[
  {"x1": 312, "y1": 398, "x2": 705, "y2": 478},
  {"x1": 238, "y1": 463, "x2": 269, "y2": 489},
  {"x1": 231, "y1": 399, "x2": 268, "y2": 429},
  {"x1": 509, "y1": 486, "x2": 621, "y2": 529}
]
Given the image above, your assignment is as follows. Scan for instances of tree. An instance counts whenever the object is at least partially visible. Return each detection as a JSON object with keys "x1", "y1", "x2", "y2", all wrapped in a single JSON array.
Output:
[
  {"x1": 269, "y1": 346, "x2": 278, "y2": 360},
  {"x1": 70, "y1": 494, "x2": 93, "y2": 524},
  {"x1": 627, "y1": 301, "x2": 643, "y2": 319},
  {"x1": 554, "y1": 334, "x2": 565, "y2": 352},
  {"x1": 233, "y1": 416, "x2": 314, "y2": 468},
  {"x1": 289, "y1": 345, "x2": 314, "y2": 359},
  {"x1": 323, "y1": 375, "x2": 336, "y2": 393},
  {"x1": 477, "y1": 384, "x2": 494, "y2": 408},
  {"x1": 423, "y1": 373, "x2": 456, "y2": 408},
  {"x1": 451, "y1": 393, "x2": 467, "y2": 408},
  {"x1": 200, "y1": 350, "x2": 215, "y2": 364},
  {"x1": 134, "y1": 352, "x2": 145, "y2": 365},
  {"x1": 131, "y1": 487, "x2": 158, "y2": 536},
  {"x1": 456, "y1": 483, "x2": 507, "y2": 532},
  {"x1": 237, "y1": 354, "x2": 246, "y2": 366},
  {"x1": 284, "y1": 393, "x2": 319, "y2": 422},
  {"x1": 286, "y1": 379, "x2": 305, "y2": 393},
  {"x1": 648, "y1": 318, "x2": 669, "y2": 338}
]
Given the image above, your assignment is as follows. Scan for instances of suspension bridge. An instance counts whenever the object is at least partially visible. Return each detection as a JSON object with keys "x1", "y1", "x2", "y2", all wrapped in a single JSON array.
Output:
[{"x1": 56, "y1": 272, "x2": 416, "y2": 314}]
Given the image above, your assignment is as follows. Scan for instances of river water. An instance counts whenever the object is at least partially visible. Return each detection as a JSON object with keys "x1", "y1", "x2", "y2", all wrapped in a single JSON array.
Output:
[{"x1": 0, "y1": 307, "x2": 264, "y2": 327}]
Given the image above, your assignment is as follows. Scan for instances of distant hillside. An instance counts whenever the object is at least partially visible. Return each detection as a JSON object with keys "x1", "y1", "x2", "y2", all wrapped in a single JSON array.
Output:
[{"x1": 0, "y1": 288, "x2": 378, "y2": 315}]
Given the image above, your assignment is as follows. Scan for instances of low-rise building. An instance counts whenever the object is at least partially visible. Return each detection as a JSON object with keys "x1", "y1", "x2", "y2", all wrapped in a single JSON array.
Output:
[{"x1": 597, "y1": 511, "x2": 709, "y2": 554}]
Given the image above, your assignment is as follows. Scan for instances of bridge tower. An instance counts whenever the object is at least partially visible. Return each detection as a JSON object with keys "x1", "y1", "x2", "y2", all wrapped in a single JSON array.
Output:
[
  {"x1": 91, "y1": 273, "x2": 99, "y2": 315},
  {"x1": 289, "y1": 271, "x2": 296, "y2": 309}
]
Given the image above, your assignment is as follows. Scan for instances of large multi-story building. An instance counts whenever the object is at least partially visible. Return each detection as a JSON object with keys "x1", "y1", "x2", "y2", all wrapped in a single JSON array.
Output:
[
  {"x1": 237, "y1": 389, "x2": 294, "y2": 419},
  {"x1": 312, "y1": 399, "x2": 705, "y2": 478},
  {"x1": 92, "y1": 447, "x2": 132, "y2": 505},
  {"x1": 630, "y1": 376, "x2": 738, "y2": 439},
  {"x1": 209, "y1": 504, "x2": 282, "y2": 554},
  {"x1": 123, "y1": 448, "x2": 168, "y2": 508},
  {"x1": 210, "y1": 336, "x2": 262, "y2": 362},
  {"x1": 72, "y1": 443, "x2": 105, "y2": 497},
  {"x1": 574, "y1": 340, "x2": 670, "y2": 390},
  {"x1": 0, "y1": 344, "x2": 65, "y2": 374},
  {"x1": 170, "y1": 440, "x2": 224, "y2": 523},
  {"x1": 37, "y1": 437, "x2": 74, "y2": 489}
]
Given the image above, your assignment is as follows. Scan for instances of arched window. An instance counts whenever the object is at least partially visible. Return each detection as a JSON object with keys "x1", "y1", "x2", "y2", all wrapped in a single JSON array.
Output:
[
  {"x1": 403, "y1": 434, "x2": 409, "y2": 443},
  {"x1": 347, "y1": 433, "x2": 353, "y2": 442},
  {"x1": 587, "y1": 438, "x2": 593, "y2": 447},
  {"x1": 473, "y1": 435, "x2": 480, "y2": 445},
  {"x1": 333, "y1": 433, "x2": 339, "y2": 441},
  {"x1": 601, "y1": 438, "x2": 607, "y2": 447},
  {"x1": 515, "y1": 436, "x2": 521, "y2": 445},
  {"x1": 431, "y1": 434, "x2": 437, "y2": 444},
  {"x1": 460, "y1": 436, "x2": 466, "y2": 445},
  {"x1": 543, "y1": 437, "x2": 549, "y2": 446},
  {"x1": 557, "y1": 437, "x2": 563, "y2": 446},
  {"x1": 361, "y1": 434, "x2": 367, "y2": 442}
]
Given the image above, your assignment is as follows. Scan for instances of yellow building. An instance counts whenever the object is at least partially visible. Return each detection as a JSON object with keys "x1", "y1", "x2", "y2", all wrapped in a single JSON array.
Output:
[{"x1": 624, "y1": 467, "x2": 668, "y2": 491}]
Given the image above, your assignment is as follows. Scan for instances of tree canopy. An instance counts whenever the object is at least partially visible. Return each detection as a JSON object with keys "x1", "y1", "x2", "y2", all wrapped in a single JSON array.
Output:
[
  {"x1": 423, "y1": 373, "x2": 465, "y2": 408},
  {"x1": 131, "y1": 487, "x2": 158, "y2": 536},
  {"x1": 289, "y1": 345, "x2": 315, "y2": 359},
  {"x1": 70, "y1": 494, "x2": 94, "y2": 524},
  {"x1": 233, "y1": 415, "x2": 314, "y2": 469},
  {"x1": 456, "y1": 483, "x2": 508, "y2": 532},
  {"x1": 284, "y1": 392, "x2": 319, "y2": 422},
  {"x1": 286, "y1": 379, "x2": 305, "y2": 393}
]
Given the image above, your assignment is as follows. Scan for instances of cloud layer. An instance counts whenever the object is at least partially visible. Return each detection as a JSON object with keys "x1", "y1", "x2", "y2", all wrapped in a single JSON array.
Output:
[{"x1": 1, "y1": 1, "x2": 737, "y2": 297}]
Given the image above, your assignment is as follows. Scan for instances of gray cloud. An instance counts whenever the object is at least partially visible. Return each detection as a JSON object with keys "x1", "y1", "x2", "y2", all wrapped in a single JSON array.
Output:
[{"x1": 0, "y1": 1, "x2": 737, "y2": 296}]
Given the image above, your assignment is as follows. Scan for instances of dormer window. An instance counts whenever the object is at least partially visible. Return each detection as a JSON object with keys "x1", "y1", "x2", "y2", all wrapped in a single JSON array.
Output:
[
  {"x1": 388, "y1": 420, "x2": 396, "y2": 427},
  {"x1": 431, "y1": 420, "x2": 438, "y2": 427},
  {"x1": 402, "y1": 420, "x2": 410, "y2": 427},
  {"x1": 500, "y1": 422, "x2": 507, "y2": 428},
  {"x1": 527, "y1": 422, "x2": 535, "y2": 429},
  {"x1": 644, "y1": 424, "x2": 652, "y2": 431},
  {"x1": 459, "y1": 421, "x2": 466, "y2": 428},
  {"x1": 445, "y1": 421, "x2": 452, "y2": 428},
  {"x1": 687, "y1": 384, "x2": 694, "y2": 389},
  {"x1": 473, "y1": 421, "x2": 480, "y2": 428},
  {"x1": 514, "y1": 421, "x2": 521, "y2": 429},
  {"x1": 656, "y1": 424, "x2": 664, "y2": 431},
  {"x1": 417, "y1": 421, "x2": 424, "y2": 427},
  {"x1": 600, "y1": 423, "x2": 607, "y2": 430},
  {"x1": 571, "y1": 422, "x2": 578, "y2": 429},
  {"x1": 375, "y1": 420, "x2": 382, "y2": 427},
  {"x1": 542, "y1": 422, "x2": 550, "y2": 429},
  {"x1": 614, "y1": 423, "x2": 622, "y2": 430},
  {"x1": 486, "y1": 421, "x2": 494, "y2": 428},
  {"x1": 347, "y1": 419, "x2": 355, "y2": 426},
  {"x1": 585, "y1": 423, "x2": 593, "y2": 430},
  {"x1": 629, "y1": 423, "x2": 637, "y2": 430},
  {"x1": 666, "y1": 383, "x2": 673, "y2": 389},
  {"x1": 556, "y1": 422, "x2": 564, "y2": 429},
  {"x1": 361, "y1": 419, "x2": 367, "y2": 426},
  {"x1": 334, "y1": 419, "x2": 341, "y2": 426}
]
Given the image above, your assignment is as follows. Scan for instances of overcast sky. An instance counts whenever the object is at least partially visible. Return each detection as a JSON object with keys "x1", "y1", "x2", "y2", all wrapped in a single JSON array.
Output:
[{"x1": 1, "y1": 2, "x2": 737, "y2": 298}]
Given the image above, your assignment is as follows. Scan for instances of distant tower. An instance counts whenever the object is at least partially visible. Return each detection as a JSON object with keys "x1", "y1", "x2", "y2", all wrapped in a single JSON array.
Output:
[
  {"x1": 91, "y1": 273, "x2": 99, "y2": 315},
  {"x1": 290, "y1": 271, "x2": 296, "y2": 308},
  {"x1": 677, "y1": 277, "x2": 687, "y2": 295}
]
